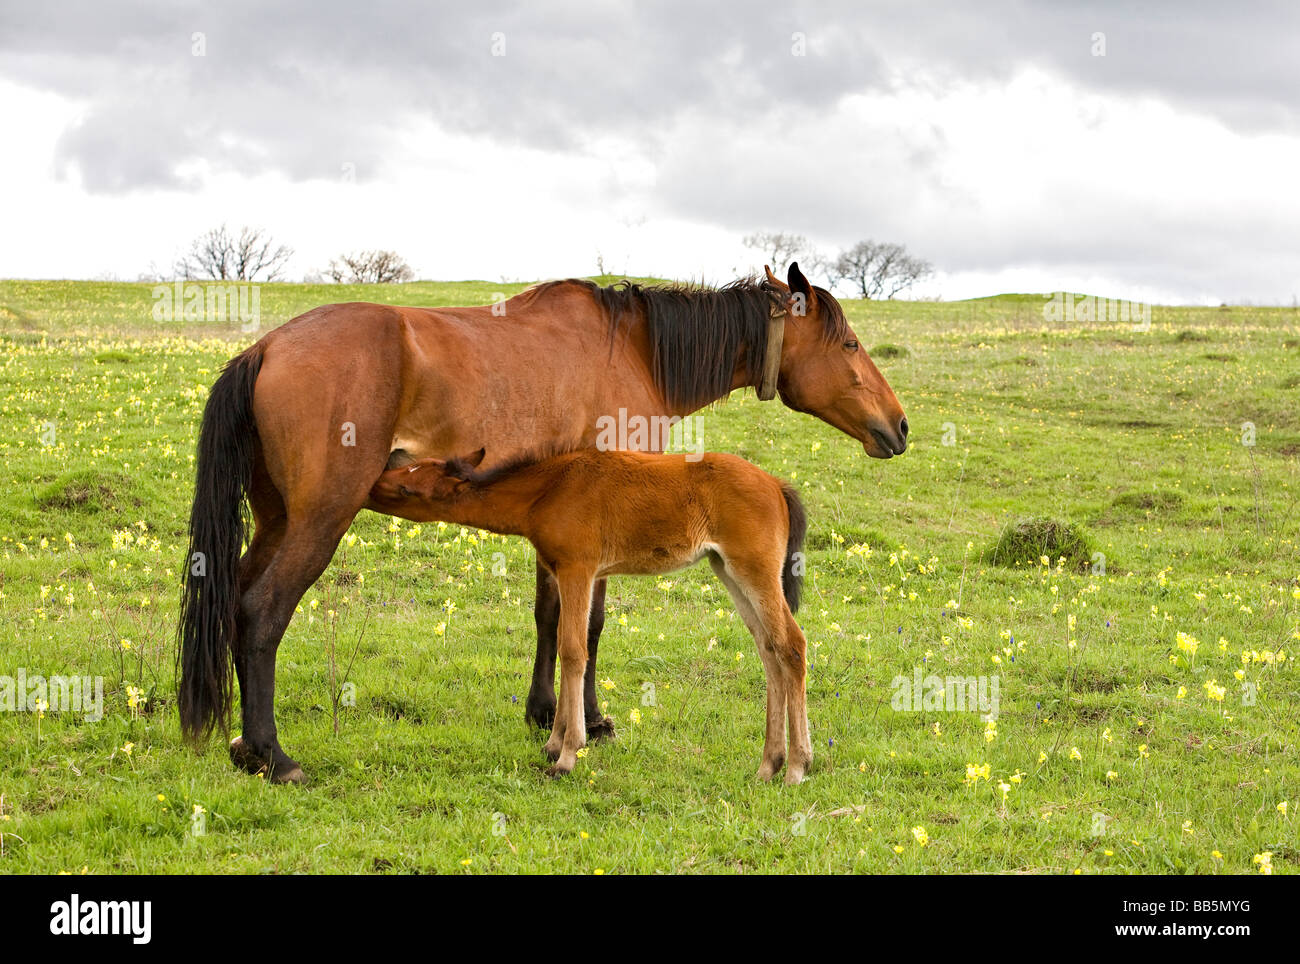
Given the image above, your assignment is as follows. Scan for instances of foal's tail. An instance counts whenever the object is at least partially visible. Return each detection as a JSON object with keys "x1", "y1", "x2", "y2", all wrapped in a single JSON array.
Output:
[
  {"x1": 178, "y1": 344, "x2": 264, "y2": 744},
  {"x1": 780, "y1": 482, "x2": 807, "y2": 613}
]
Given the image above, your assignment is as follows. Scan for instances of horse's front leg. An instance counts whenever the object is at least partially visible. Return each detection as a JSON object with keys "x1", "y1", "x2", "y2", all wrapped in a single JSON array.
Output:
[
  {"x1": 525, "y1": 562, "x2": 560, "y2": 729},
  {"x1": 583, "y1": 578, "x2": 617, "y2": 740}
]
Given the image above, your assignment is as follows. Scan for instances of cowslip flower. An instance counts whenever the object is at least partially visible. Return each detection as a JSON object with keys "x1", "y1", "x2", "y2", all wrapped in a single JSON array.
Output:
[{"x1": 1176, "y1": 631, "x2": 1200, "y2": 657}]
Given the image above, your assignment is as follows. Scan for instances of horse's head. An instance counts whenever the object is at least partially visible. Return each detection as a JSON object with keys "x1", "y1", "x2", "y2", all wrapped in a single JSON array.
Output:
[
  {"x1": 765, "y1": 263, "x2": 908, "y2": 459},
  {"x1": 369, "y1": 448, "x2": 487, "y2": 512}
]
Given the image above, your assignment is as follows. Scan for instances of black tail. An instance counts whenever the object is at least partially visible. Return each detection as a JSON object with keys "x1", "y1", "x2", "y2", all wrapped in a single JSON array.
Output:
[
  {"x1": 177, "y1": 344, "x2": 263, "y2": 743},
  {"x1": 780, "y1": 482, "x2": 807, "y2": 613}
]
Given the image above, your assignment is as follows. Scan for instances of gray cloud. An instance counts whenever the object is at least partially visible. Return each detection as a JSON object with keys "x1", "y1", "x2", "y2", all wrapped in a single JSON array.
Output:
[
  {"x1": 3, "y1": 1, "x2": 1298, "y2": 299},
  {"x1": 3, "y1": 1, "x2": 1296, "y2": 193}
]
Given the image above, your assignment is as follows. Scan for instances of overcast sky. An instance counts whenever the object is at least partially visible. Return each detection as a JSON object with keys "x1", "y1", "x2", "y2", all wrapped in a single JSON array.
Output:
[{"x1": 1, "y1": 1, "x2": 1297, "y2": 303}]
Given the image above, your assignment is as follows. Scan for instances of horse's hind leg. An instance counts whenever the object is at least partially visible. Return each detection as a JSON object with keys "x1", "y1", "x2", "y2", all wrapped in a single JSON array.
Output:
[
  {"x1": 709, "y1": 554, "x2": 787, "y2": 782},
  {"x1": 230, "y1": 515, "x2": 353, "y2": 783}
]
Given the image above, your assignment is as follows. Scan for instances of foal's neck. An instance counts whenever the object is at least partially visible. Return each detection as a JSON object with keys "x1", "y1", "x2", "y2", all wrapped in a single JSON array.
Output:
[{"x1": 438, "y1": 461, "x2": 555, "y2": 537}]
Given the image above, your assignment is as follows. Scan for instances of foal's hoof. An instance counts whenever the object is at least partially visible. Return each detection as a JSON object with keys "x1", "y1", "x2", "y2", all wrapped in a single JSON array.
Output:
[
  {"x1": 585, "y1": 714, "x2": 618, "y2": 742},
  {"x1": 228, "y1": 736, "x2": 305, "y2": 785}
]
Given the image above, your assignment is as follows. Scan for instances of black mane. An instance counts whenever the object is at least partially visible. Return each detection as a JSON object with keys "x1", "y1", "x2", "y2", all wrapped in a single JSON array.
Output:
[{"x1": 537, "y1": 277, "x2": 851, "y2": 408}]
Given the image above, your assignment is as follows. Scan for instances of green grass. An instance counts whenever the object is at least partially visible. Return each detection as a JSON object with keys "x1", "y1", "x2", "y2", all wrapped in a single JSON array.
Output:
[{"x1": 0, "y1": 280, "x2": 1297, "y2": 875}]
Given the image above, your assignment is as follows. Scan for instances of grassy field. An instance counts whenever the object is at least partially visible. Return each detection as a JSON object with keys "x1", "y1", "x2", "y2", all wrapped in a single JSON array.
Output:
[{"x1": 0, "y1": 279, "x2": 1297, "y2": 874}]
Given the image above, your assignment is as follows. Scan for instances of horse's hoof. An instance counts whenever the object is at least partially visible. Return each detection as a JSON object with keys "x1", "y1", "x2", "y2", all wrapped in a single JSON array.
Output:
[
  {"x1": 545, "y1": 761, "x2": 574, "y2": 778},
  {"x1": 229, "y1": 736, "x2": 305, "y2": 784},
  {"x1": 542, "y1": 740, "x2": 562, "y2": 762},
  {"x1": 525, "y1": 698, "x2": 556, "y2": 730},
  {"x1": 585, "y1": 715, "x2": 617, "y2": 742},
  {"x1": 270, "y1": 763, "x2": 306, "y2": 785},
  {"x1": 228, "y1": 736, "x2": 265, "y2": 773}
]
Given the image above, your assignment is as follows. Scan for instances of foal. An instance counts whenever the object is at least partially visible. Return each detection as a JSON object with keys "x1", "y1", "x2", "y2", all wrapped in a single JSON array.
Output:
[{"x1": 368, "y1": 448, "x2": 812, "y2": 783}]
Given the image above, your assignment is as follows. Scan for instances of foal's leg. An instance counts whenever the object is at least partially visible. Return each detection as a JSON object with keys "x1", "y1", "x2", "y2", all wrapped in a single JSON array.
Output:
[
  {"x1": 774, "y1": 609, "x2": 811, "y2": 784},
  {"x1": 709, "y1": 555, "x2": 787, "y2": 782},
  {"x1": 730, "y1": 558, "x2": 811, "y2": 784},
  {"x1": 784, "y1": 610, "x2": 813, "y2": 777},
  {"x1": 543, "y1": 569, "x2": 595, "y2": 776}
]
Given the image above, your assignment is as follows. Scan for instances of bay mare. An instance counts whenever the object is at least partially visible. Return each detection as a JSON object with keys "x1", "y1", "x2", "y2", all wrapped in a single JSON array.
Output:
[{"x1": 178, "y1": 263, "x2": 907, "y2": 782}]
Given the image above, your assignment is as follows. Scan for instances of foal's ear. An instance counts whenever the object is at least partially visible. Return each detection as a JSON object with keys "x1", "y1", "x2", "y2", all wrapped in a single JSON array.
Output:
[{"x1": 463, "y1": 447, "x2": 487, "y2": 468}]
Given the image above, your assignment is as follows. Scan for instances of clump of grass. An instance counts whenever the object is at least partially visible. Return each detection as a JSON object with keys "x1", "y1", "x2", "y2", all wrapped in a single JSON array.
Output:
[
  {"x1": 986, "y1": 517, "x2": 1094, "y2": 569},
  {"x1": 1201, "y1": 352, "x2": 1237, "y2": 362},
  {"x1": 1174, "y1": 329, "x2": 1210, "y2": 342},
  {"x1": 1280, "y1": 374, "x2": 1300, "y2": 389},
  {"x1": 1112, "y1": 490, "x2": 1185, "y2": 513},
  {"x1": 869, "y1": 343, "x2": 909, "y2": 359},
  {"x1": 35, "y1": 469, "x2": 135, "y2": 512},
  {"x1": 93, "y1": 350, "x2": 133, "y2": 364}
]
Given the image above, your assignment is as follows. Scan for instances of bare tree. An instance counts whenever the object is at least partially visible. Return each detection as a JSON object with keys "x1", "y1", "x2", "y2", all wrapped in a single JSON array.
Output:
[
  {"x1": 834, "y1": 240, "x2": 933, "y2": 299},
  {"x1": 327, "y1": 250, "x2": 415, "y2": 284},
  {"x1": 176, "y1": 224, "x2": 294, "y2": 281},
  {"x1": 743, "y1": 231, "x2": 816, "y2": 270}
]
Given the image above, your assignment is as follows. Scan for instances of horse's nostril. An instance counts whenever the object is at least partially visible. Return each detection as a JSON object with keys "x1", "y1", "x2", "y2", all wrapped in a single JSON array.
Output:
[{"x1": 899, "y1": 417, "x2": 909, "y2": 439}]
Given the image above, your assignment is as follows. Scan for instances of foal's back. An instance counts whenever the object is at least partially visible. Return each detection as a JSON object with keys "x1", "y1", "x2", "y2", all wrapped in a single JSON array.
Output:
[{"x1": 526, "y1": 450, "x2": 790, "y2": 578}]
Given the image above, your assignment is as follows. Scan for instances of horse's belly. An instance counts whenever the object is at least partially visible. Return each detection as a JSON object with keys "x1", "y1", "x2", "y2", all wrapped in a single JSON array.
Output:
[{"x1": 597, "y1": 541, "x2": 710, "y2": 579}]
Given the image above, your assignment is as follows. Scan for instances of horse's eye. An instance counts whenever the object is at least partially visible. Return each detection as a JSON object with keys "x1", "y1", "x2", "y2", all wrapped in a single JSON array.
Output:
[{"x1": 844, "y1": 340, "x2": 859, "y2": 351}]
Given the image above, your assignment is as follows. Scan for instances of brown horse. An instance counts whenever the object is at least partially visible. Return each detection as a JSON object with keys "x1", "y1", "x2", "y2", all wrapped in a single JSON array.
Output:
[
  {"x1": 370, "y1": 448, "x2": 812, "y2": 782},
  {"x1": 178, "y1": 262, "x2": 907, "y2": 782}
]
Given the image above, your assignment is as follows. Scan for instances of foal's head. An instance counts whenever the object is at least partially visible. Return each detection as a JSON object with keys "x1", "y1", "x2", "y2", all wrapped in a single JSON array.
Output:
[{"x1": 369, "y1": 448, "x2": 487, "y2": 514}]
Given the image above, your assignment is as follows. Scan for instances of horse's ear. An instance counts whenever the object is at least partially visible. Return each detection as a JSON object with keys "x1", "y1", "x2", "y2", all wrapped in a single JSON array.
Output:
[
  {"x1": 764, "y1": 264, "x2": 789, "y2": 290},
  {"x1": 787, "y1": 261, "x2": 812, "y2": 300},
  {"x1": 464, "y1": 447, "x2": 487, "y2": 468}
]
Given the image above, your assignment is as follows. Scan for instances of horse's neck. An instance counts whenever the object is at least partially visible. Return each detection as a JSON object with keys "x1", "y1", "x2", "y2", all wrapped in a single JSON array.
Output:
[{"x1": 616, "y1": 308, "x2": 761, "y2": 419}]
